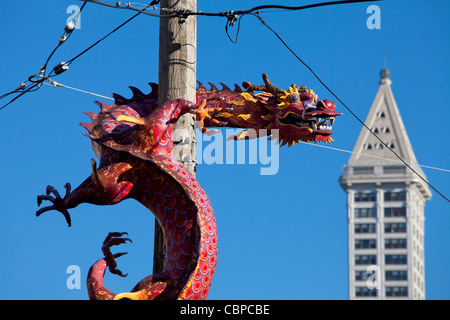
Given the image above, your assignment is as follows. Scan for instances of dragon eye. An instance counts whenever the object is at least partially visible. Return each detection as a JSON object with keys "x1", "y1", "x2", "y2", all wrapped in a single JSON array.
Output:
[
  {"x1": 289, "y1": 93, "x2": 299, "y2": 103},
  {"x1": 314, "y1": 94, "x2": 319, "y2": 103}
]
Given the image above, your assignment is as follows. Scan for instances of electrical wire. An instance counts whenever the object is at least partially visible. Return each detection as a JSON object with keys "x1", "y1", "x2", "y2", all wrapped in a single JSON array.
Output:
[
  {"x1": 299, "y1": 142, "x2": 450, "y2": 174},
  {"x1": 235, "y1": 0, "x2": 382, "y2": 15},
  {"x1": 42, "y1": 76, "x2": 450, "y2": 176},
  {"x1": 65, "y1": 2, "x2": 152, "y2": 66},
  {"x1": 2, "y1": 0, "x2": 446, "y2": 201},
  {"x1": 82, "y1": 0, "x2": 175, "y2": 17},
  {"x1": 0, "y1": 0, "x2": 150, "y2": 111},
  {"x1": 82, "y1": 0, "x2": 382, "y2": 19},
  {"x1": 0, "y1": 2, "x2": 88, "y2": 111},
  {"x1": 1, "y1": 0, "x2": 150, "y2": 110},
  {"x1": 43, "y1": 80, "x2": 114, "y2": 100},
  {"x1": 40, "y1": 1, "x2": 87, "y2": 78},
  {"x1": 252, "y1": 14, "x2": 449, "y2": 203},
  {"x1": 0, "y1": 83, "x2": 41, "y2": 111},
  {"x1": 1, "y1": 0, "x2": 378, "y2": 110}
]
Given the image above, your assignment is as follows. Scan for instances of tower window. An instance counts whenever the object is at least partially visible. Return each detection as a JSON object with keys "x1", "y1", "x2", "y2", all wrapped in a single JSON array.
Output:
[
  {"x1": 385, "y1": 254, "x2": 407, "y2": 264},
  {"x1": 355, "y1": 270, "x2": 376, "y2": 281},
  {"x1": 385, "y1": 223, "x2": 407, "y2": 233},
  {"x1": 376, "y1": 111, "x2": 386, "y2": 118},
  {"x1": 355, "y1": 223, "x2": 376, "y2": 233},
  {"x1": 384, "y1": 191, "x2": 406, "y2": 201},
  {"x1": 354, "y1": 192, "x2": 376, "y2": 202},
  {"x1": 355, "y1": 239, "x2": 377, "y2": 249},
  {"x1": 384, "y1": 207, "x2": 406, "y2": 217},
  {"x1": 385, "y1": 238, "x2": 407, "y2": 249},
  {"x1": 355, "y1": 254, "x2": 377, "y2": 265},
  {"x1": 355, "y1": 207, "x2": 377, "y2": 218},
  {"x1": 383, "y1": 166, "x2": 406, "y2": 174},
  {"x1": 386, "y1": 286, "x2": 408, "y2": 297},
  {"x1": 355, "y1": 287, "x2": 377, "y2": 297},
  {"x1": 354, "y1": 166, "x2": 374, "y2": 174},
  {"x1": 386, "y1": 270, "x2": 408, "y2": 281}
]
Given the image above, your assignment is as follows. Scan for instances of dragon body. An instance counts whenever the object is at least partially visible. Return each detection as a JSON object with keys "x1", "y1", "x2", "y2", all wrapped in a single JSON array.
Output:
[{"x1": 36, "y1": 74, "x2": 341, "y2": 300}]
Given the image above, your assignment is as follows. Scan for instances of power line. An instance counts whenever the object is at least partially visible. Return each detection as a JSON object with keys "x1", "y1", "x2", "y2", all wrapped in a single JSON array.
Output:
[
  {"x1": 44, "y1": 80, "x2": 114, "y2": 100},
  {"x1": 65, "y1": 2, "x2": 153, "y2": 66},
  {"x1": 82, "y1": 0, "x2": 169, "y2": 17},
  {"x1": 41, "y1": 1, "x2": 87, "y2": 77},
  {"x1": 3, "y1": 0, "x2": 446, "y2": 202},
  {"x1": 82, "y1": 0, "x2": 381, "y2": 18},
  {"x1": 0, "y1": 1, "x2": 149, "y2": 111},
  {"x1": 38, "y1": 77, "x2": 450, "y2": 176},
  {"x1": 299, "y1": 142, "x2": 450, "y2": 174},
  {"x1": 3, "y1": 2, "x2": 149, "y2": 106},
  {"x1": 1, "y1": 0, "x2": 379, "y2": 110},
  {"x1": 0, "y1": 83, "x2": 41, "y2": 111},
  {"x1": 0, "y1": 2, "x2": 88, "y2": 111},
  {"x1": 252, "y1": 14, "x2": 449, "y2": 203}
]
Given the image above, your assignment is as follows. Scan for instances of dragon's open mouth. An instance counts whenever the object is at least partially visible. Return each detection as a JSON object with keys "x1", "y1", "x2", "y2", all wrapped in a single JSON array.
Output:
[{"x1": 277, "y1": 111, "x2": 336, "y2": 134}]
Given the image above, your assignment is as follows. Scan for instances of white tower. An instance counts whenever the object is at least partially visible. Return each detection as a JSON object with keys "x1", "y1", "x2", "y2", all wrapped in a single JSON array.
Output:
[{"x1": 339, "y1": 69, "x2": 431, "y2": 300}]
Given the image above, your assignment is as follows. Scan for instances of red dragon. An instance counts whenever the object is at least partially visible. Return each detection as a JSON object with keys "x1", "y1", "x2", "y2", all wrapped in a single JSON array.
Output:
[{"x1": 36, "y1": 73, "x2": 341, "y2": 300}]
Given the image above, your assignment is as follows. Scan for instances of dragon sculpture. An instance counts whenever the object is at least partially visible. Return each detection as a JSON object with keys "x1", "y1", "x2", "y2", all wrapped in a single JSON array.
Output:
[{"x1": 36, "y1": 73, "x2": 342, "y2": 300}]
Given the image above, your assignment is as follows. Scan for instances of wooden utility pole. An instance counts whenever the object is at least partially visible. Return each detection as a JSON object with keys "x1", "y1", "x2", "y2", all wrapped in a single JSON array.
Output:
[{"x1": 153, "y1": 0, "x2": 197, "y2": 274}]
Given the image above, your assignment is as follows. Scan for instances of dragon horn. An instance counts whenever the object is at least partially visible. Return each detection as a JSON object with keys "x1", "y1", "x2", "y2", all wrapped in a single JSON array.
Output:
[
  {"x1": 261, "y1": 73, "x2": 282, "y2": 95},
  {"x1": 242, "y1": 73, "x2": 282, "y2": 95},
  {"x1": 242, "y1": 81, "x2": 265, "y2": 92}
]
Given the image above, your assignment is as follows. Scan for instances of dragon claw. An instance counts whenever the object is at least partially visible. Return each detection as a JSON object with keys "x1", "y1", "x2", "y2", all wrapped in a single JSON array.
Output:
[
  {"x1": 101, "y1": 232, "x2": 132, "y2": 278},
  {"x1": 36, "y1": 183, "x2": 72, "y2": 227},
  {"x1": 63, "y1": 183, "x2": 71, "y2": 196},
  {"x1": 46, "y1": 185, "x2": 61, "y2": 198},
  {"x1": 37, "y1": 194, "x2": 55, "y2": 206}
]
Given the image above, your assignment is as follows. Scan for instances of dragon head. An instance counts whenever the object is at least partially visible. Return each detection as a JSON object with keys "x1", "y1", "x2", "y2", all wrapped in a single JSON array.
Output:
[{"x1": 240, "y1": 73, "x2": 342, "y2": 146}]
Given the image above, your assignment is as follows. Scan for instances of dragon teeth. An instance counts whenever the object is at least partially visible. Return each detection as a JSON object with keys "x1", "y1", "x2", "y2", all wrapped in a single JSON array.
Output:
[
  {"x1": 292, "y1": 115, "x2": 335, "y2": 131},
  {"x1": 296, "y1": 121, "x2": 310, "y2": 127}
]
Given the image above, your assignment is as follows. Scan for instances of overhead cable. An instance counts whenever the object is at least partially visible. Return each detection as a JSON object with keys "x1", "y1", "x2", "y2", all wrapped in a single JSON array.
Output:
[
  {"x1": 252, "y1": 14, "x2": 449, "y2": 203},
  {"x1": 0, "y1": 2, "x2": 88, "y2": 111}
]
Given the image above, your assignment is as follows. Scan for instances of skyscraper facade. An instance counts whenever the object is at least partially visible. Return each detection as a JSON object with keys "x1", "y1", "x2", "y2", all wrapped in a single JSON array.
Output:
[{"x1": 339, "y1": 70, "x2": 431, "y2": 300}]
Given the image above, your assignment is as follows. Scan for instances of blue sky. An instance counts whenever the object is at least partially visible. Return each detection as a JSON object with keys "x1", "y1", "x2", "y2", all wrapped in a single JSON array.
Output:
[{"x1": 0, "y1": 0, "x2": 448, "y2": 300}]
